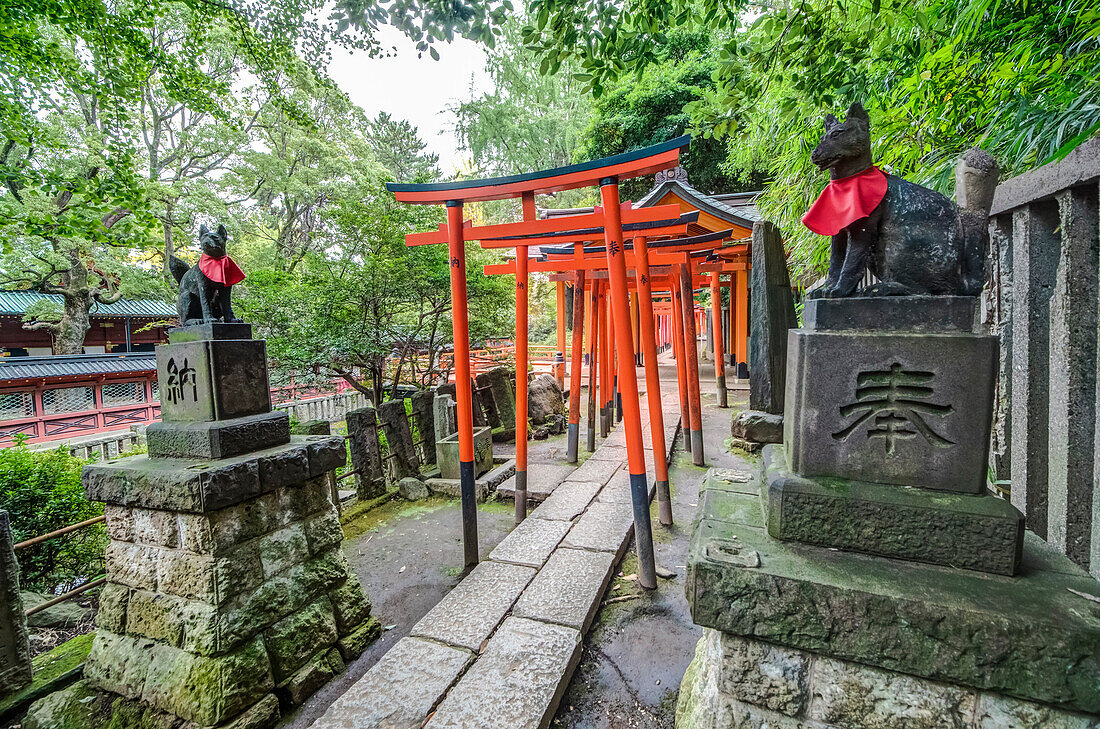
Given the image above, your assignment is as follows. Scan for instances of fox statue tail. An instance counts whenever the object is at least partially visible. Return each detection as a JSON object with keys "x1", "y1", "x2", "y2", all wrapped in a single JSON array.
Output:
[
  {"x1": 168, "y1": 255, "x2": 191, "y2": 286},
  {"x1": 955, "y1": 148, "x2": 999, "y2": 296}
]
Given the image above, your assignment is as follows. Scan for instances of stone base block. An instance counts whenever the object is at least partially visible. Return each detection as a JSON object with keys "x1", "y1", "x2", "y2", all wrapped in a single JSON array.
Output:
[
  {"x1": 785, "y1": 312, "x2": 997, "y2": 494},
  {"x1": 157, "y1": 338, "x2": 271, "y2": 423},
  {"x1": 677, "y1": 629, "x2": 1100, "y2": 729},
  {"x1": 168, "y1": 322, "x2": 254, "y2": 343},
  {"x1": 763, "y1": 445, "x2": 1024, "y2": 575},
  {"x1": 687, "y1": 470, "x2": 1100, "y2": 716},
  {"x1": 435, "y1": 427, "x2": 493, "y2": 480},
  {"x1": 146, "y1": 411, "x2": 291, "y2": 459}
]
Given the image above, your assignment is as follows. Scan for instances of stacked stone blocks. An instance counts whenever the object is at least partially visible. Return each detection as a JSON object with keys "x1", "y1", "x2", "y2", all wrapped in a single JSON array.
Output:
[{"x1": 26, "y1": 323, "x2": 377, "y2": 729}]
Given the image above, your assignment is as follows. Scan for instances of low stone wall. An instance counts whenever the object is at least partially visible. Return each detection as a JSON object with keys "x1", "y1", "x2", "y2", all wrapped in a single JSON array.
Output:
[{"x1": 678, "y1": 629, "x2": 1099, "y2": 729}]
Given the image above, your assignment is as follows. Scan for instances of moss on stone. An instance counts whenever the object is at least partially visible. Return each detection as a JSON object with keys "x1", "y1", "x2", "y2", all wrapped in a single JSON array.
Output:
[
  {"x1": 340, "y1": 495, "x2": 453, "y2": 541},
  {"x1": 0, "y1": 632, "x2": 97, "y2": 723}
]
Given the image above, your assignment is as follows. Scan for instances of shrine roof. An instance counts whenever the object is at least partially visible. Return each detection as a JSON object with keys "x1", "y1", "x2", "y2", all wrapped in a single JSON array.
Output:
[
  {"x1": 386, "y1": 136, "x2": 690, "y2": 203},
  {"x1": 0, "y1": 352, "x2": 156, "y2": 382},
  {"x1": 0, "y1": 290, "x2": 176, "y2": 319}
]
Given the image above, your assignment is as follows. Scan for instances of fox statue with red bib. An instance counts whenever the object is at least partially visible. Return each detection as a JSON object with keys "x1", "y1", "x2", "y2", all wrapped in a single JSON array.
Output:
[
  {"x1": 802, "y1": 103, "x2": 998, "y2": 299},
  {"x1": 169, "y1": 223, "x2": 247, "y2": 325}
]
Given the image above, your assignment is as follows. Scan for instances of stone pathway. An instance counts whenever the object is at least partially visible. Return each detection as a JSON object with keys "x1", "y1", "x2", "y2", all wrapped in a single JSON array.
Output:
[{"x1": 311, "y1": 394, "x2": 681, "y2": 729}]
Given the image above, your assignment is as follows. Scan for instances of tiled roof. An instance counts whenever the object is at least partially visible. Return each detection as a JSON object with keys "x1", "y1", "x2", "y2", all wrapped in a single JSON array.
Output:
[
  {"x1": 0, "y1": 290, "x2": 176, "y2": 319},
  {"x1": 635, "y1": 181, "x2": 762, "y2": 227},
  {"x1": 0, "y1": 352, "x2": 157, "y2": 382}
]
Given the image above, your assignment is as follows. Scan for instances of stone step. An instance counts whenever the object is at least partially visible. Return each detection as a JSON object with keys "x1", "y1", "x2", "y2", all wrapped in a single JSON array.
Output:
[
  {"x1": 512, "y1": 547, "x2": 616, "y2": 633},
  {"x1": 410, "y1": 561, "x2": 535, "y2": 652},
  {"x1": 312, "y1": 637, "x2": 472, "y2": 729},
  {"x1": 488, "y1": 517, "x2": 572, "y2": 569},
  {"x1": 562, "y1": 500, "x2": 636, "y2": 555},
  {"x1": 424, "y1": 617, "x2": 582, "y2": 729},
  {"x1": 529, "y1": 481, "x2": 602, "y2": 522}
]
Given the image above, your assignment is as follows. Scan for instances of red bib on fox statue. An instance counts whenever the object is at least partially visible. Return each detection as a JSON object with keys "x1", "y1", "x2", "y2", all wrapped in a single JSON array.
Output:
[
  {"x1": 198, "y1": 254, "x2": 246, "y2": 286},
  {"x1": 801, "y1": 166, "x2": 888, "y2": 237}
]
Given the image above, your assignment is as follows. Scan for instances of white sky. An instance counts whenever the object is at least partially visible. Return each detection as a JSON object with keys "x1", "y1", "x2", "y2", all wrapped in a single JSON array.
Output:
[{"x1": 327, "y1": 26, "x2": 492, "y2": 175}]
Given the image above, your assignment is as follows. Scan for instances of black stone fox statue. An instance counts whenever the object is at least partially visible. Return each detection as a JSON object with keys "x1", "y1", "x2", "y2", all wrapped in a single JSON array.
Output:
[
  {"x1": 169, "y1": 224, "x2": 246, "y2": 325},
  {"x1": 803, "y1": 103, "x2": 998, "y2": 298}
]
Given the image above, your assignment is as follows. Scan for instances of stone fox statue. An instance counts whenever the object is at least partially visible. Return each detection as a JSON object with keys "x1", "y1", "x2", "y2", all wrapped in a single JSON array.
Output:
[
  {"x1": 802, "y1": 103, "x2": 998, "y2": 298},
  {"x1": 169, "y1": 224, "x2": 246, "y2": 325}
]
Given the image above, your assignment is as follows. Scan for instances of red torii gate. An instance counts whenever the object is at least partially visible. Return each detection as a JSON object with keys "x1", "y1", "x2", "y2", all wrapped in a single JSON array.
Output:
[{"x1": 387, "y1": 136, "x2": 690, "y2": 585}]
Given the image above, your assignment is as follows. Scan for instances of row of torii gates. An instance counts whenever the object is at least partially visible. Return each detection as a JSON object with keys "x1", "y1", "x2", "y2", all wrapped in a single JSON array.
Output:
[{"x1": 387, "y1": 136, "x2": 752, "y2": 590}]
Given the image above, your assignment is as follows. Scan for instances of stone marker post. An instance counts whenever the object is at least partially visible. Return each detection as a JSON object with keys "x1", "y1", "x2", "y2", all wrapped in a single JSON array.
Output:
[
  {"x1": 378, "y1": 398, "x2": 419, "y2": 481},
  {"x1": 410, "y1": 391, "x2": 437, "y2": 465},
  {"x1": 0, "y1": 510, "x2": 32, "y2": 700},
  {"x1": 24, "y1": 323, "x2": 379, "y2": 729},
  {"x1": 730, "y1": 220, "x2": 797, "y2": 449},
  {"x1": 346, "y1": 407, "x2": 385, "y2": 499},
  {"x1": 434, "y1": 393, "x2": 457, "y2": 441}
]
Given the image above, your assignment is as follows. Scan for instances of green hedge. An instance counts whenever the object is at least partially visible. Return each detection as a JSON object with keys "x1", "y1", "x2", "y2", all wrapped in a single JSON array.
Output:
[{"x1": 0, "y1": 442, "x2": 105, "y2": 593}]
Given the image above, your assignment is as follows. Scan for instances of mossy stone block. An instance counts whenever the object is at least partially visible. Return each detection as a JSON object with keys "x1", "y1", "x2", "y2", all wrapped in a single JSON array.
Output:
[
  {"x1": 336, "y1": 617, "x2": 382, "y2": 663},
  {"x1": 329, "y1": 578, "x2": 371, "y2": 634},
  {"x1": 262, "y1": 599, "x2": 337, "y2": 682},
  {"x1": 687, "y1": 496, "x2": 1100, "y2": 714}
]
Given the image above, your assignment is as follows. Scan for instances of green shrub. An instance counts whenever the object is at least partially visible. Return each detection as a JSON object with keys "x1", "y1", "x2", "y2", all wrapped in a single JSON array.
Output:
[{"x1": 0, "y1": 442, "x2": 106, "y2": 593}]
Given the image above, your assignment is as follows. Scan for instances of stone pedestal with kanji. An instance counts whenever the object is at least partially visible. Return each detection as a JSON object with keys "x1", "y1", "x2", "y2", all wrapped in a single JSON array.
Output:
[
  {"x1": 770, "y1": 296, "x2": 1024, "y2": 574},
  {"x1": 23, "y1": 323, "x2": 378, "y2": 729}
]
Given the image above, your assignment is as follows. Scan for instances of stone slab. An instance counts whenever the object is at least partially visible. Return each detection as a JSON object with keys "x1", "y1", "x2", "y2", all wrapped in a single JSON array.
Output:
[
  {"x1": 497, "y1": 464, "x2": 577, "y2": 503},
  {"x1": 84, "y1": 437, "x2": 343, "y2": 513},
  {"x1": 311, "y1": 637, "x2": 472, "y2": 729},
  {"x1": 700, "y1": 487, "x2": 765, "y2": 529},
  {"x1": 588, "y1": 446, "x2": 627, "y2": 462},
  {"x1": 488, "y1": 518, "x2": 572, "y2": 568},
  {"x1": 425, "y1": 617, "x2": 582, "y2": 729},
  {"x1": 785, "y1": 328, "x2": 997, "y2": 493},
  {"x1": 764, "y1": 445, "x2": 1024, "y2": 575},
  {"x1": 686, "y1": 515, "x2": 1100, "y2": 713},
  {"x1": 562, "y1": 501, "x2": 635, "y2": 554},
  {"x1": 804, "y1": 296, "x2": 977, "y2": 333},
  {"x1": 145, "y1": 411, "x2": 290, "y2": 459},
  {"x1": 513, "y1": 548, "x2": 616, "y2": 632},
  {"x1": 410, "y1": 560, "x2": 535, "y2": 652},
  {"x1": 0, "y1": 511, "x2": 31, "y2": 698},
  {"x1": 167, "y1": 322, "x2": 254, "y2": 343},
  {"x1": 530, "y1": 481, "x2": 602, "y2": 521},
  {"x1": 564, "y1": 458, "x2": 620, "y2": 486},
  {"x1": 597, "y1": 468, "x2": 655, "y2": 504}
]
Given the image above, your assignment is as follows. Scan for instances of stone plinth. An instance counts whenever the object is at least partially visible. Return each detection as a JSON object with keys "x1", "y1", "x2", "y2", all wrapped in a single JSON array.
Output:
[
  {"x1": 785, "y1": 299, "x2": 997, "y2": 493},
  {"x1": 764, "y1": 445, "x2": 1024, "y2": 575},
  {"x1": 25, "y1": 325, "x2": 378, "y2": 729},
  {"x1": 0, "y1": 510, "x2": 32, "y2": 699},
  {"x1": 680, "y1": 469, "x2": 1100, "y2": 728}
]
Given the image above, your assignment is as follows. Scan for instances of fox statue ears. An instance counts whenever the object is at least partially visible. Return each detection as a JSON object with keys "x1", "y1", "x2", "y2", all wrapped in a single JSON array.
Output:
[
  {"x1": 197, "y1": 224, "x2": 228, "y2": 241},
  {"x1": 823, "y1": 103, "x2": 870, "y2": 131}
]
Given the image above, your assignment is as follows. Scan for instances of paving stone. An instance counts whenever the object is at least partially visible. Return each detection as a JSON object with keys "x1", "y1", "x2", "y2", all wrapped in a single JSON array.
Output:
[
  {"x1": 530, "y1": 481, "x2": 602, "y2": 522},
  {"x1": 565, "y1": 458, "x2": 620, "y2": 486},
  {"x1": 562, "y1": 501, "x2": 635, "y2": 554},
  {"x1": 489, "y1": 518, "x2": 572, "y2": 568},
  {"x1": 588, "y1": 445, "x2": 627, "y2": 462},
  {"x1": 497, "y1": 464, "x2": 577, "y2": 502},
  {"x1": 312, "y1": 637, "x2": 473, "y2": 729},
  {"x1": 411, "y1": 561, "x2": 535, "y2": 651},
  {"x1": 597, "y1": 468, "x2": 655, "y2": 504},
  {"x1": 513, "y1": 548, "x2": 616, "y2": 632},
  {"x1": 425, "y1": 617, "x2": 582, "y2": 729}
]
